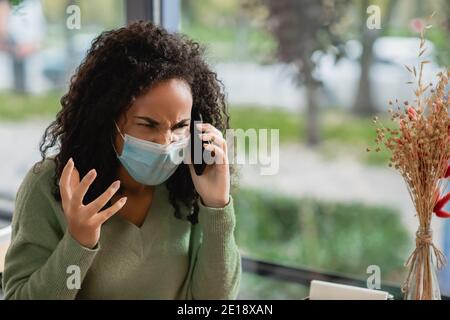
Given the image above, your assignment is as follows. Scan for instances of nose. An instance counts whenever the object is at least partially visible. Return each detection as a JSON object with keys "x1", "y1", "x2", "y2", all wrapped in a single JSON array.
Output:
[{"x1": 154, "y1": 131, "x2": 173, "y2": 145}]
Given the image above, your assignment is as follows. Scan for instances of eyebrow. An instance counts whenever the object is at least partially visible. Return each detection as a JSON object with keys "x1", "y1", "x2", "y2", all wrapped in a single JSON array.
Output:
[{"x1": 134, "y1": 116, "x2": 191, "y2": 129}]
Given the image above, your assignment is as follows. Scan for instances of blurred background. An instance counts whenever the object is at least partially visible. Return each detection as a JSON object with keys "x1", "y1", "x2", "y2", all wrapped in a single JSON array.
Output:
[{"x1": 0, "y1": 0, "x2": 449, "y2": 299}]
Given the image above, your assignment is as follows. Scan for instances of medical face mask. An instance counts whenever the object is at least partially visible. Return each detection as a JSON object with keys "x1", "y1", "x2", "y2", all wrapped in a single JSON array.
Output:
[{"x1": 113, "y1": 122, "x2": 190, "y2": 185}]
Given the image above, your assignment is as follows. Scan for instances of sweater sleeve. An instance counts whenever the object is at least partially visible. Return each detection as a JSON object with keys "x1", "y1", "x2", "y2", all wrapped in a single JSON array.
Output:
[
  {"x1": 2, "y1": 166, "x2": 100, "y2": 300},
  {"x1": 186, "y1": 195, "x2": 241, "y2": 300}
]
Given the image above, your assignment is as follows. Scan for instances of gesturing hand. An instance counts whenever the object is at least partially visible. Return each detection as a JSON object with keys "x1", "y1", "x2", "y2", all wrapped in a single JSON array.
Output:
[{"x1": 59, "y1": 158, "x2": 127, "y2": 249}]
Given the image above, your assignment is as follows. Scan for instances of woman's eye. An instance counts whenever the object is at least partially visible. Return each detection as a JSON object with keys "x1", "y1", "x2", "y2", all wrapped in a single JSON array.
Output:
[
  {"x1": 174, "y1": 124, "x2": 189, "y2": 130},
  {"x1": 139, "y1": 123, "x2": 156, "y2": 128}
]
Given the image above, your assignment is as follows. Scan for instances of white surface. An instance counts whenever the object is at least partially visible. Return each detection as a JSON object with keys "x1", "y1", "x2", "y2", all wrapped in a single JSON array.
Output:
[{"x1": 309, "y1": 280, "x2": 390, "y2": 300}]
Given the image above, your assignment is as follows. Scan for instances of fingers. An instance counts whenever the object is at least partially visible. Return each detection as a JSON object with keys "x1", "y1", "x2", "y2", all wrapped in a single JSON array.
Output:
[
  {"x1": 195, "y1": 123, "x2": 228, "y2": 165},
  {"x1": 92, "y1": 197, "x2": 127, "y2": 225},
  {"x1": 198, "y1": 124, "x2": 227, "y2": 164},
  {"x1": 199, "y1": 132, "x2": 226, "y2": 150},
  {"x1": 203, "y1": 142, "x2": 227, "y2": 164},
  {"x1": 86, "y1": 180, "x2": 121, "y2": 214},
  {"x1": 59, "y1": 158, "x2": 74, "y2": 203},
  {"x1": 70, "y1": 165, "x2": 80, "y2": 191},
  {"x1": 72, "y1": 169, "x2": 97, "y2": 206},
  {"x1": 196, "y1": 123, "x2": 224, "y2": 139}
]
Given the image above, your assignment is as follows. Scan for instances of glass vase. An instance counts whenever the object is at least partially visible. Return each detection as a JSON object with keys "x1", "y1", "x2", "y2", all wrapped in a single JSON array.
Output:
[{"x1": 404, "y1": 226, "x2": 442, "y2": 300}]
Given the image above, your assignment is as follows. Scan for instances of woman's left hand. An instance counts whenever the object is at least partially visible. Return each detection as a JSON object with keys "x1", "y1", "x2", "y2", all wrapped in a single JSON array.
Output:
[{"x1": 188, "y1": 122, "x2": 230, "y2": 208}]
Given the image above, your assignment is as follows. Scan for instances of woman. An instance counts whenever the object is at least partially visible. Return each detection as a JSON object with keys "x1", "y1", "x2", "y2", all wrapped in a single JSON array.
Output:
[{"x1": 2, "y1": 21, "x2": 241, "y2": 299}]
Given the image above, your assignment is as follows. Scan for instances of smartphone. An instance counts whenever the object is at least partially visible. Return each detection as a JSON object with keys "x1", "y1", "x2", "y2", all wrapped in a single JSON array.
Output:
[{"x1": 190, "y1": 109, "x2": 207, "y2": 176}]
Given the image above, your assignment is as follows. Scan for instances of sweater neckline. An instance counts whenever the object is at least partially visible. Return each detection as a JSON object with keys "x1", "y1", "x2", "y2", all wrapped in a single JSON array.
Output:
[
  {"x1": 109, "y1": 182, "x2": 166, "y2": 232},
  {"x1": 99, "y1": 183, "x2": 169, "y2": 259}
]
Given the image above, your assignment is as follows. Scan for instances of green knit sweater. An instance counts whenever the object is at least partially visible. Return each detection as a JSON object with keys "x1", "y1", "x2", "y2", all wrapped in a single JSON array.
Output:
[{"x1": 2, "y1": 159, "x2": 241, "y2": 299}]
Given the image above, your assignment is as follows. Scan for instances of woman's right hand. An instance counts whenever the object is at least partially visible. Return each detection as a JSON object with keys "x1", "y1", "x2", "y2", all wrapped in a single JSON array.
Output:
[{"x1": 59, "y1": 158, "x2": 127, "y2": 249}]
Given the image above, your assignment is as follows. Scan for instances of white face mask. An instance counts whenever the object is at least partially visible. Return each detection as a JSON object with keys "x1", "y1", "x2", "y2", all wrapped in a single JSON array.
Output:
[{"x1": 113, "y1": 122, "x2": 190, "y2": 185}]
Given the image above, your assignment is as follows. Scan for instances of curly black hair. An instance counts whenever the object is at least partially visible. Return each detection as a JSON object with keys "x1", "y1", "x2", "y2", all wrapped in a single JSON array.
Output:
[{"x1": 36, "y1": 21, "x2": 231, "y2": 224}]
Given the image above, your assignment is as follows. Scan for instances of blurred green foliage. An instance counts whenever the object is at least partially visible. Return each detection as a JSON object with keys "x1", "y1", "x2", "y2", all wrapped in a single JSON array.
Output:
[
  {"x1": 233, "y1": 187, "x2": 411, "y2": 284},
  {"x1": 181, "y1": 0, "x2": 276, "y2": 63},
  {"x1": 8, "y1": 0, "x2": 23, "y2": 6},
  {"x1": 0, "y1": 91, "x2": 61, "y2": 120},
  {"x1": 230, "y1": 106, "x2": 394, "y2": 165},
  {"x1": 239, "y1": 272, "x2": 310, "y2": 299},
  {"x1": 41, "y1": 0, "x2": 124, "y2": 29}
]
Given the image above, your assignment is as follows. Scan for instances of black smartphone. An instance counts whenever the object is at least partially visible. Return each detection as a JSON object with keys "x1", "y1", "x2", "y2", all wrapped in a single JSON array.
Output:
[{"x1": 190, "y1": 109, "x2": 207, "y2": 176}]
